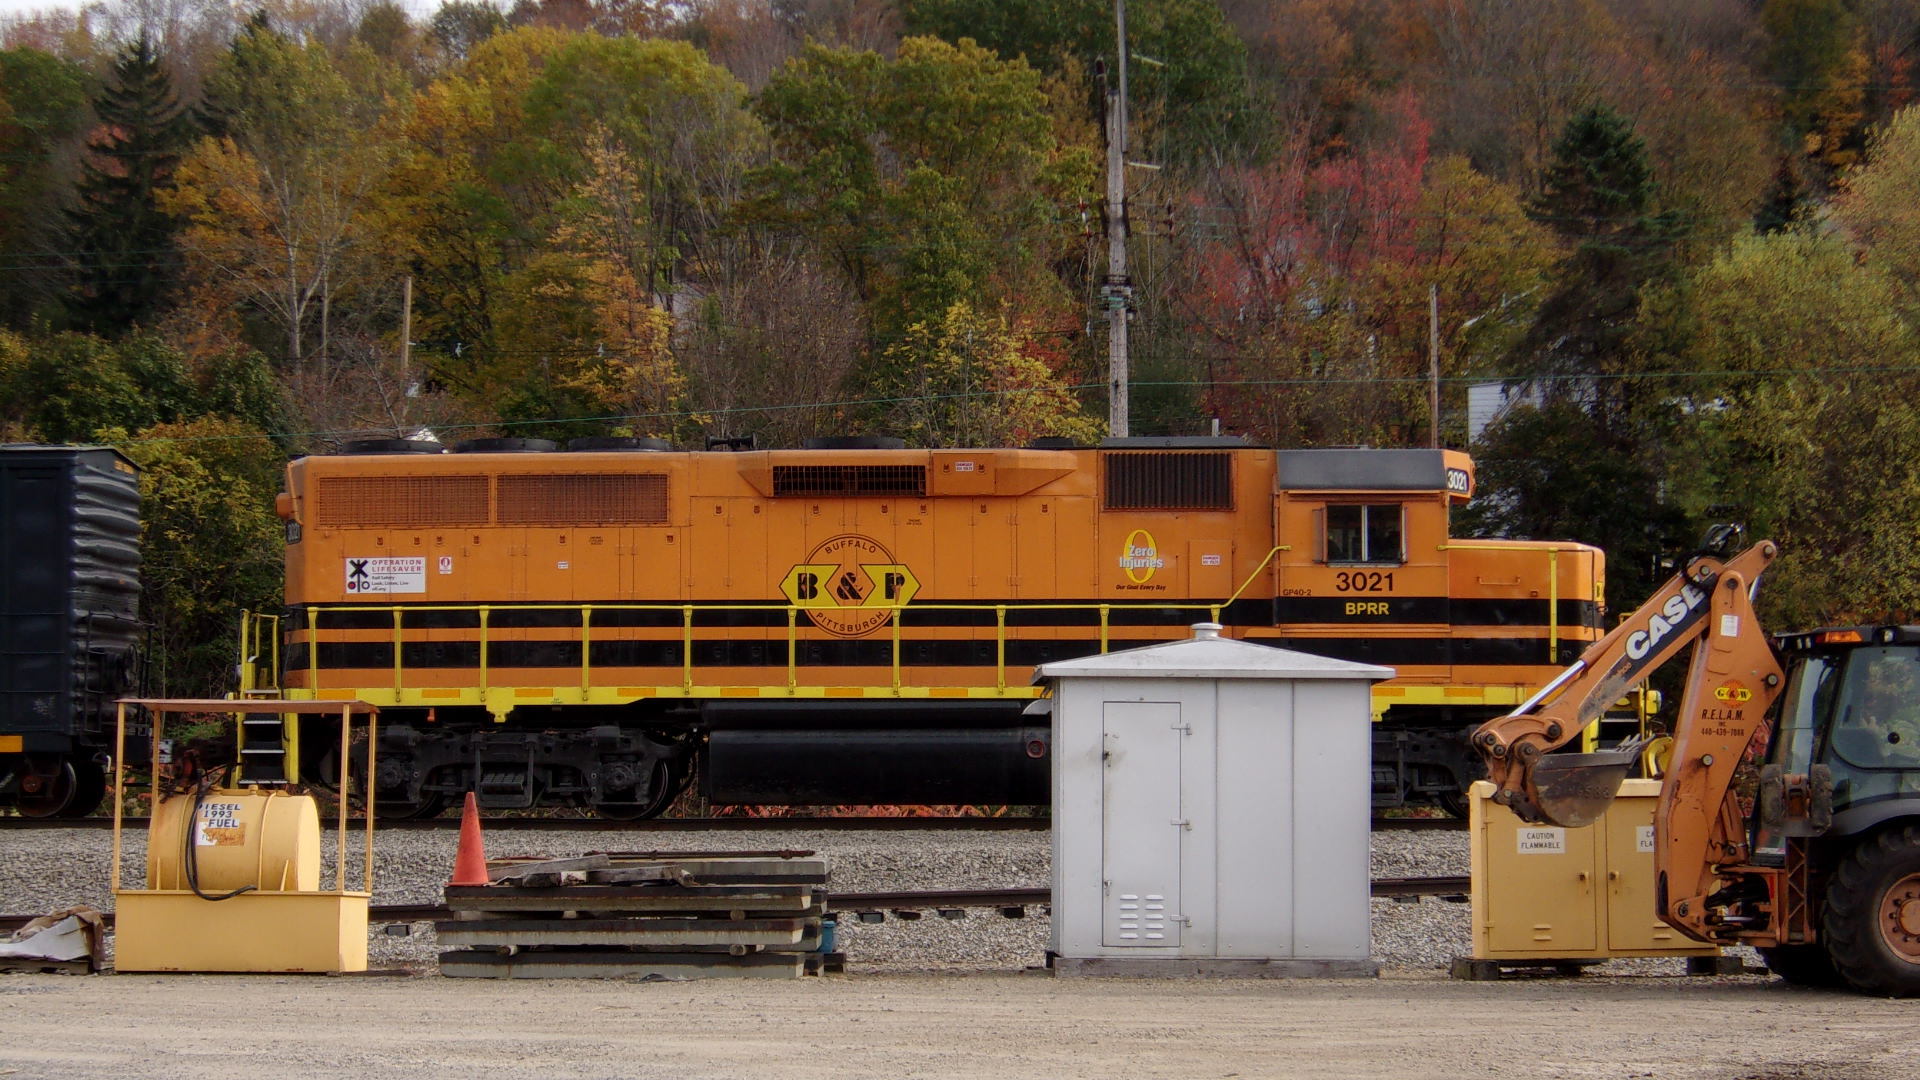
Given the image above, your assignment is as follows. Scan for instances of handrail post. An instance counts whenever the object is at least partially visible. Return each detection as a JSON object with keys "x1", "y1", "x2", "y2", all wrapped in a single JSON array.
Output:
[
  {"x1": 786, "y1": 607, "x2": 798, "y2": 691},
  {"x1": 891, "y1": 608, "x2": 903, "y2": 691},
  {"x1": 1549, "y1": 548, "x2": 1560, "y2": 661},
  {"x1": 362, "y1": 706, "x2": 377, "y2": 893},
  {"x1": 995, "y1": 606, "x2": 1007, "y2": 691},
  {"x1": 478, "y1": 607, "x2": 490, "y2": 693},
  {"x1": 580, "y1": 606, "x2": 593, "y2": 694},
  {"x1": 1099, "y1": 605, "x2": 1111, "y2": 653},
  {"x1": 238, "y1": 610, "x2": 252, "y2": 693},
  {"x1": 307, "y1": 609, "x2": 320, "y2": 693},
  {"x1": 391, "y1": 607, "x2": 403, "y2": 693},
  {"x1": 682, "y1": 606, "x2": 694, "y2": 692}
]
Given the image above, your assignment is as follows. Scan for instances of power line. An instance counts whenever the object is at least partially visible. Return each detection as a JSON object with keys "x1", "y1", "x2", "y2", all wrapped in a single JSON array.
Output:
[{"x1": 95, "y1": 363, "x2": 1920, "y2": 447}]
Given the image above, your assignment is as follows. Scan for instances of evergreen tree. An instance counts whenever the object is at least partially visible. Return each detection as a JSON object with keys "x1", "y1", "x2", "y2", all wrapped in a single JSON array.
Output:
[
  {"x1": 1754, "y1": 154, "x2": 1809, "y2": 234},
  {"x1": 1472, "y1": 106, "x2": 1694, "y2": 609},
  {"x1": 64, "y1": 35, "x2": 195, "y2": 333},
  {"x1": 1514, "y1": 104, "x2": 1686, "y2": 424}
]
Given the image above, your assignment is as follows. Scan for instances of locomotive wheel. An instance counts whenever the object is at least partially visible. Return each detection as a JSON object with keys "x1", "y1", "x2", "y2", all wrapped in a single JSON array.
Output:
[
  {"x1": 53, "y1": 758, "x2": 107, "y2": 818},
  {"x1": 1822, "y1": 823, "x2": 1920, "y2": 997},
  {"x1": 1434, "y1": 787, "x2": 1471, "y2": 820},
  {"x1": 596, "y1": 760, "x2": 684, "y2": 821},
  {"x1": 1756, "y1": 944, "x2": 1843, "y2": 988},
  {"x1": 14, "y1": 757, "x2": 79, "y2": 818}
]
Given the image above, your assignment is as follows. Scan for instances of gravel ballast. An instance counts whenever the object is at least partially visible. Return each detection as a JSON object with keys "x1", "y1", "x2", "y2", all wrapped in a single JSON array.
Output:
[{"x1": 0, "y1": 823, "x2": 1749, "y2": 976}]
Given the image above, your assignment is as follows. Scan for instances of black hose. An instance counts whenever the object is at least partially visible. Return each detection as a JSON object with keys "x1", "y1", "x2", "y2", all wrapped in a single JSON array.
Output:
[{"x1": 181, "y1": 769, "x2": 257, "y2": 902}]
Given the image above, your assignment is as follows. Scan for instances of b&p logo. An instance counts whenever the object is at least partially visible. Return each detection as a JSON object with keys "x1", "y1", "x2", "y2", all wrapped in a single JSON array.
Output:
[{"x1": 779, "y1": 534, "x2": 920, "y2": 637}]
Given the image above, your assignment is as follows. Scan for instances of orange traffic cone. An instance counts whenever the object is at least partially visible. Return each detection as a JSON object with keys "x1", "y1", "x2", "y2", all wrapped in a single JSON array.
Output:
[{"x1": 449, "y1": 792, "x2": 490, "y2": 886}]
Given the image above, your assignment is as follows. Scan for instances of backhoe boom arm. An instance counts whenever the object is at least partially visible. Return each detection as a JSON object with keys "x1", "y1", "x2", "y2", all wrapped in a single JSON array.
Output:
[{"x1": 1473, "y1": 539, "x2": 1785, "y2": 940}]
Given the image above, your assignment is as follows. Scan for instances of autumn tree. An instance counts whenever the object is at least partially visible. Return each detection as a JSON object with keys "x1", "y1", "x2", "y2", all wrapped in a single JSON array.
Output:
[
  {"x1": 876, "y1": 301, "x2": 1100, "y2": 447},
  {"x1": 164, "y1": 19, "x2": 406, "y2": 370},
  {"x1": 64, "y1": 34, "x2": 197, "y2": 334},
  {"x1": 1833, "y1": 104, "x2": 1920, "y2": 316},
  {"x1": 380, "y1": 30, "x2": 755, "y2": 434},
  {"x1": 899, "y1": 0, "x2": 1247, "y2": 160},
  {"x1": 430, "y1": 0, "x2": 508, "y2": 63},
  {"x1": 109, "y1": 418, "x2": 286, "y2": 697},
  {"x1": 746, "y1": 36, "x2": 1095, "y2": 364},
  {"x1": 0, "y1": 46, "x2": 91, "y2": 328},
  {"x1": 1186, "y1": 97, "x2": 1556, "y2": 448},
  {"x1": 1638, "y1": 229, "x2": 1920, "y2": 626},
  {"x1": 1762, "y1": 0, "x2": 1870, "y2": 173}
]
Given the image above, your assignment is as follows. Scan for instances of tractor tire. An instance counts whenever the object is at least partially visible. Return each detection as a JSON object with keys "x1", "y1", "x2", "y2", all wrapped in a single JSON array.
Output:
[
  {"x1": 1822, "y1": 823, "x2": 1920, "y2": 997},
  {"x1": 1756, "y1": 944, "x2": 1843, "y2": 988}
]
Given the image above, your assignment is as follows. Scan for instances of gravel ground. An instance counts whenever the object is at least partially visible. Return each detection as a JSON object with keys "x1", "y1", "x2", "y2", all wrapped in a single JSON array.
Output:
[{"x1": 0, "y1": 824, "x2": 1753, "y2": 976}]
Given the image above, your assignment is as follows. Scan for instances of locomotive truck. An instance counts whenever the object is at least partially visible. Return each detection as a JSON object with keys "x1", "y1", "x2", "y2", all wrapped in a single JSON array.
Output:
[{"x1": 255, "y1": 435, "x2": 1604, "y2": 818}]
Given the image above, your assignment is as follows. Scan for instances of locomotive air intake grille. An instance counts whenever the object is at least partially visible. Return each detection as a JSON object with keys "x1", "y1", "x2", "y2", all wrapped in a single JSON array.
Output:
[
  {"x1": 315, "y1": 475, "x2": 489, "y2": 526},
  {"x1": 1104, "y1": 452, "x2": 1234, "y2": 511},
  {"x1": 498, "y1": 474, "x2": 669, "y2": 524},
  {"x1": 773, "y1": 465, "x2": 927, "y2": 497}
]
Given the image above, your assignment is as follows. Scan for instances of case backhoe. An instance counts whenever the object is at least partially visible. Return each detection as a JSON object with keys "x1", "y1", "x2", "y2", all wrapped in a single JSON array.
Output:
[{"x1": 1475, "y1": 530, "x2": 1920, "y2": 995}]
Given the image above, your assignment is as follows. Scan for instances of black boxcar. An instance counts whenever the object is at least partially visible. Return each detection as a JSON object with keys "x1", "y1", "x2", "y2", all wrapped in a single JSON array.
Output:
[{"x1": 0, "y1": 445, "x2": 140, "y2": 816}]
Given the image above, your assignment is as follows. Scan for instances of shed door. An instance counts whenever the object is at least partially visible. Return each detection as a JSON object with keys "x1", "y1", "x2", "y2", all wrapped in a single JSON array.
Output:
[{"x1": 1102, "y1": 700, "x2": 1183, "y2": 947}]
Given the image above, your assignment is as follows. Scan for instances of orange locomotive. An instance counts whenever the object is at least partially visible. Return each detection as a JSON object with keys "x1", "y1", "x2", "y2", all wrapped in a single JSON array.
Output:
[{"x1": 262, "y1": 435, "x2": 1603, "y2": 817}]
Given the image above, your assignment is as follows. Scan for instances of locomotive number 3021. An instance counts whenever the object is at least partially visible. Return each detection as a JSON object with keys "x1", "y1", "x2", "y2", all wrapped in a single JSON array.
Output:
[{"x1": 1335, "y1": 570, "x2": 1395, "y2": 592}]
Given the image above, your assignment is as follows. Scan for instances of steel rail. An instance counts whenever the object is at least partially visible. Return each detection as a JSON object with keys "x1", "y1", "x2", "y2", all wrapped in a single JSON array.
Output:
[
  {"x1": 0, "y1": 878, "x2": 1471, "y2": 934},
  {"x1": 0, "y1": 815, "x2": 1053, "y2": 832},
  {"x1": 0, "y1": 815, "x2": 1462, "y2": 832}
]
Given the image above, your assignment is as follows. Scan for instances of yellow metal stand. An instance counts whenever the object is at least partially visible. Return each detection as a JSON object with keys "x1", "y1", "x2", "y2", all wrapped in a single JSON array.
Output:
[{"x1": 110, "y1": 698, "x2": 378, "y2": 974}]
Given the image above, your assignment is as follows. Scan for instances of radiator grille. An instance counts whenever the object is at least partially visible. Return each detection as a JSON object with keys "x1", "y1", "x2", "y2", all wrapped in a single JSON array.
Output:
[
  {"x1": 1104, "y1": 452, "x2": 1234, "y2": 511},
  {"x1": 773, "y1": 465, "x2": 926, "y2": 497},
  {"x1": 314, "y1": 476, "x2": 489, "y2": 526},
  {"x1": 498, "y1": 474, "x2": 669, "y2": 524}
]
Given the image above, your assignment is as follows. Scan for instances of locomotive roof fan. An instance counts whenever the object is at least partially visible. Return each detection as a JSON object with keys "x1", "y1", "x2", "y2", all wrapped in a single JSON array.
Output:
[{"x1": 109, "y1": 698, "x2": 379, "y2": 973}]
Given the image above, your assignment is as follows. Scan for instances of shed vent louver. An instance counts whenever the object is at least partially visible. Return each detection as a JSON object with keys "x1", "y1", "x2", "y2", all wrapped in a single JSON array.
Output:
[
  {"x1": 498, "y1": 474, "x2": 669, "y2": 524},
  {"x1": 315, "y1": 476, "x2": 489, "y2": 526},
  {"x1": 1104, "y1": 452, "x2": 1234, "y2": 511},
  {"x1": 773, "y1": 465, "x2": 927, "y2": 497}
]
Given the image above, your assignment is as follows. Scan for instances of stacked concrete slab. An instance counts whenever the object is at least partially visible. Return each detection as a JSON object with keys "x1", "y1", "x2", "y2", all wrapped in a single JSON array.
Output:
[{"x1": 438, "y1": 851, "x2": 831, "y2": 978}]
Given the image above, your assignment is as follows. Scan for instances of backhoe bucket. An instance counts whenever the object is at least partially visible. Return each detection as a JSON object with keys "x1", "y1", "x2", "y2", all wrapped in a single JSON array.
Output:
[{"x1": 1526, "y1": 742, "x2": 1646, "y2": 828}]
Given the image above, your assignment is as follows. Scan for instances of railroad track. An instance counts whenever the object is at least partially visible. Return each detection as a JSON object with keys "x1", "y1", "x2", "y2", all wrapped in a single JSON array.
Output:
[
  {"x1": 0, "y1": 815, "x2": 1461, "y2": 832},
  {"x1": 0, "y1": 877, "x2": 1470, "y2": 934}
]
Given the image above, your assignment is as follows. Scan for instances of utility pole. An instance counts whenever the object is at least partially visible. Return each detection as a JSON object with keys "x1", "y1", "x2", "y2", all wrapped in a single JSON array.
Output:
[
  {"x1": 1103, "y1": 0, "x2": 1133, "y2": 438},
  {"x1": 400, "y1": 274, "x2": 413, "y2": 392},
  {"x1": 1428, "y1": 284, "x2": 1440, "y2": 449}
]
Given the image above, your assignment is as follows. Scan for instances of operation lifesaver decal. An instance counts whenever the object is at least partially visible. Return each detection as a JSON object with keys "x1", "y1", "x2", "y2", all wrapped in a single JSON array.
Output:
[{"x1": 778, "y1": 534, "x2": 920, "y2": 638}]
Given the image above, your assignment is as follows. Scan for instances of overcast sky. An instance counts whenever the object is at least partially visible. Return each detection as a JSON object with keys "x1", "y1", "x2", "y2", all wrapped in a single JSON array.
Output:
[{"x1": 0, "y1": 0, "x2": 443, "y2": 26}]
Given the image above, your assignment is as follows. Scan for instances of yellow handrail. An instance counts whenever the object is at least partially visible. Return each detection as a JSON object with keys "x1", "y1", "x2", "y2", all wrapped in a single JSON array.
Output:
[{"x1": 290, "y1": 598, "x2": 1235, "y2": 695}]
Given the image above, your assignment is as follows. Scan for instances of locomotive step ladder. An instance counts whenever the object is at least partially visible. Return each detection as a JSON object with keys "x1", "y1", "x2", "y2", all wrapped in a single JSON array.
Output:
[{"x1": 237, "y1": 713, "x2": 295, "y2": 785}]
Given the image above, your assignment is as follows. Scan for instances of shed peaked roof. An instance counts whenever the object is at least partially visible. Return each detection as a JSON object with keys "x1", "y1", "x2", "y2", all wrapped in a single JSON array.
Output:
[{"x1": 1035, "y1": 626, "x2": 1395, "y2": 682}]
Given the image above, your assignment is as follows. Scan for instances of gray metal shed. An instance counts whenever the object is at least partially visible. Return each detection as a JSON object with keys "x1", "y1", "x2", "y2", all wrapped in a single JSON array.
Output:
[{"x1": 1039, "y1": 624, "x2": 1392, "y2": 977}]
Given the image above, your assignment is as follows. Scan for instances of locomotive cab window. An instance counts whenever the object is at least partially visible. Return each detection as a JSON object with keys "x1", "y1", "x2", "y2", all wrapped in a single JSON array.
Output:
[{"x1": 1324, "y1": 503, "x2": 1403, "y2": 565}]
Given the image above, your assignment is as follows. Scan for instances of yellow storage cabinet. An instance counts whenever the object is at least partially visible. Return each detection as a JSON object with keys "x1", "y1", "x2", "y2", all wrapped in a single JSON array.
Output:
[{"x1": 1460, "y1": 779, "x2": 1723, "y2": 973}]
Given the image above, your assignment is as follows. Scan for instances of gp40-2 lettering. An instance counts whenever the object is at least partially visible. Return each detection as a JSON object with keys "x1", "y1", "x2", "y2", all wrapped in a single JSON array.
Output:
[{"x1": 1335, "y1": 570, "x2": 1395, "y2": 592}]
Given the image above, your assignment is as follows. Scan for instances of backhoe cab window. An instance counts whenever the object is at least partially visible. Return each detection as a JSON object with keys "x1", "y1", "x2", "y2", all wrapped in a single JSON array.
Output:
[
  {"x1": 1826, "y1": 646, "x2": 1920, "y2": 771},
  {"x1": 1326, "y1": 504, "x2": 1403, "y2": 565}
]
